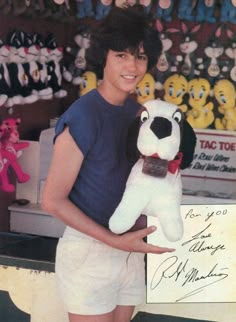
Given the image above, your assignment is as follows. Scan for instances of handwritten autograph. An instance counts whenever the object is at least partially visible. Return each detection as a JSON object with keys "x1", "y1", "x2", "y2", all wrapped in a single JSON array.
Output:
[
  {"x1": 181, "y1": 223, "x2": 226, "y2": 255},
  {"x1": 184, "y1": 208, "x2": 228, "y2": 222},
  {"x1": 150, "y1": 255, "x2": 229, "y2": 302}
]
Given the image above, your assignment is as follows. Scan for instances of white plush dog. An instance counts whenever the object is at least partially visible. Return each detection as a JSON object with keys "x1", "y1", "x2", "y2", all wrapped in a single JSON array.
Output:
[{"x1": 109, "y1": 99, "x2": 196, "y2": 242}]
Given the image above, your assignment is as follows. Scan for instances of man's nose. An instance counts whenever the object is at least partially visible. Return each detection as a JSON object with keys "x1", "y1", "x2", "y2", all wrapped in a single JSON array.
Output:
[{"x1": 126, "y1": 56, "x2": 137, "y2": 70}]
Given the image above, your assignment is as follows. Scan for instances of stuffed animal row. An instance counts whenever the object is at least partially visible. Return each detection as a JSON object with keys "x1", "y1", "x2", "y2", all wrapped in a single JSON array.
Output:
[
  {"x1": 75, "y1": 1, "x2": 236, "y2": 23},
  {"x1": 136, "y1": 72, "x2": 236, "y2": 131},
  {"x1": 163, "y1": 74, "x2": 236, "y2": 130},
  {"x1": 153, "y1": 20, "x2": 236, "y2": 87},
  {"x1": 0, "y1": 117, "x2": 30, "y2": 192},
  {"x1": 0, "y1": 30, "x2": 67, "y2": 109},
  {"x1": 177, "y1": 0, "x2": 236, "y2": 24}
]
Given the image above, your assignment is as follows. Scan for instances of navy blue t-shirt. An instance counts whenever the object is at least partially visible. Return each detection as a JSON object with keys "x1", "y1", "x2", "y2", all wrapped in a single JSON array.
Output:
[{"x1": 54, "y1": 89, "x2": 141, "y2": 228}]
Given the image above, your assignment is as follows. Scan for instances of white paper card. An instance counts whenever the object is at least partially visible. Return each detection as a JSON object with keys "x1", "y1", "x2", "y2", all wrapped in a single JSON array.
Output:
[{"x1": 147, "y1": 204, "x2": 236, "y2": 303}]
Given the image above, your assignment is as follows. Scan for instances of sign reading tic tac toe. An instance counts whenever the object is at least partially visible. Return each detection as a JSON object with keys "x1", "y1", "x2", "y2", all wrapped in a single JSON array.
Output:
[
  {"x1": 147, "y1": 204, "x2": 236, "y2": 303},
  {"x1": 182, "y1": 130, "x2": 236, "y2": 181}
]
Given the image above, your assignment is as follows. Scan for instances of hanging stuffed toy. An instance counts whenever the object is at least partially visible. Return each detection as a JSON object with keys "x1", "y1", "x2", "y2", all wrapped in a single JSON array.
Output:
[
  {"x1": 154, "y1": 19, "x2": 179, "y2": 89},
  {"x1": 220, "y1": 0, "x2": 236, "y2": 24},
  {"x1": 6, "y1": 30, "x2": 38, "y2": 107},
  {"x1": 79, "y1": 71, "x2": 97, "y2": 96},
  {"x1": 34, "y1": 33, "x2": 53, "y2": 100},
  {"x1": 2, "y1": 117, "x2": 21, "y2": 131},
  {"x1": 0, "y1": 124, "x2": 15, "y2": 192},
  {"x1": 155, "y1": 0, "x2": 175, "y2": 22},
  {"x1": 135, "y1": 73, "x2": 156, "y2": 104},
  {"x1": 0, "y1": 38, "x2": 11, "y2": 107},
  {"x1": 30, "y1": 33, "x2": 53, "y2": 100},
  {"x1": 63, "y1": 27, "x2": 91, "y2": 85},
  {"x1": 0, "y1": 119, "x2": 30, "y2": 192},
  {"x1": 195, "y1": 0, "x2": 216, "y2": 23},
  {"x1": 178, "y1": 0, "x2": 197, "y2": 21},
  {"x1": 21, "y1": 31, "x2": 40, "y2": 104},
  {"x1": 225, "y1": 27, "x2": 236, "y2": 83},
  {"x1": 214, "y1": 79, "x2": 236, "y2": 131},
  {"x1": 196, "y1": 26, "x2": 225, "y2": 86},
  {"x1": 139, "y1": 0, "x2": 152, "y2": 13},
  {"x1": 95, "y1": 0, "x2": 112, "y2": 20},
  {"x1": 109, "y1": 100, "x2": 196, "y2": 242},
  {"x1": 1, "y1": 117, "x2": 30, "y2": 159},
  {"x1": 175, "y1": 22, "x2": 201, "y2": 79},
  {"x1": 45, "y1": 33, "x2": 67, "y2": 98},
  {"x1": 75, "y1": 0, "x2": 94, "y2": 18},
  {"x1": 0, "y1": 0, "x2": 26, "y2": 16},
  {"x1": 186, "y1": 77, "x2": 214, "y2": 129},
  {"x1": 115, "y1": 0, "x2": 137, "y2": 8},
  {"x1": 5, "y1": 30, "x2": 25, "y2": 107},
  {"x1": 163, "y1": 73, "x2": 188, "y2": 113}
]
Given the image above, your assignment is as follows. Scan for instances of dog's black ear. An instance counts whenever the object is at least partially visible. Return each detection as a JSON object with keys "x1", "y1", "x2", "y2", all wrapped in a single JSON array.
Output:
[
  {"x1": 179, "y1": 120, "x2": 197, "y2": 170},
  {"x1": 126, "y1": 116, "x2": 141, "y2": 163}
]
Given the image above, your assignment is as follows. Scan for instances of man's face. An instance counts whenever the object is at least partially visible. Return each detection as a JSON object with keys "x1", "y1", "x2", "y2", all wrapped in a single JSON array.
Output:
[{"x1": 103, "y1": 47, "x2": 148, "y2": 96}]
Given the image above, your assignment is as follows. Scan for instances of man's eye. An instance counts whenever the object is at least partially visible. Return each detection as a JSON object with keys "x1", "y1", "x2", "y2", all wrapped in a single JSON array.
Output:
[
  {"x1": 117, "y1": 53, "x2": 126, "y2": 58},
  {"x1": 138, "y1": 55, "x2": 147, "y2": 61}
]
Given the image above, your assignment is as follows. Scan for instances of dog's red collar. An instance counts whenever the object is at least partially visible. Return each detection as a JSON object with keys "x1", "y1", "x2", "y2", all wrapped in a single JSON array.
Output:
[
  {"x1": 168, "y1": 152, "x2": 183, "y2": 174},
  {"x1": 142, "y1": 152, "x2": 183, "y2": 177}
]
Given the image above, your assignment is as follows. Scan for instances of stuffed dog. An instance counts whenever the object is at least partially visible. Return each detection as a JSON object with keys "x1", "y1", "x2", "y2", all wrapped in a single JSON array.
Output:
[{"x1": 109, "y1": 99, "x2": 196, "y2": 242}]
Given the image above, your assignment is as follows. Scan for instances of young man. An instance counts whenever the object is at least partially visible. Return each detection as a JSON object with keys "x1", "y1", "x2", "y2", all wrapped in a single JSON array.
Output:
[{"x1": 42, "y1": 5, "x2": 175, "y2": 322}]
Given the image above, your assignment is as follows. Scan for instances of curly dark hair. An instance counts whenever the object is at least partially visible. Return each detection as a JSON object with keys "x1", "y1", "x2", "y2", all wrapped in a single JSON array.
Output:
[{"x1": 86, "y1": 5, "x2": 162, "y2": 78}]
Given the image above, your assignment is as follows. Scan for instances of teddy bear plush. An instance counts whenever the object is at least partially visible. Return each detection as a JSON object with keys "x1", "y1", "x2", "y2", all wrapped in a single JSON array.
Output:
[{"x1": 109, "y1": 100, "x2": 196, "y2": 242}]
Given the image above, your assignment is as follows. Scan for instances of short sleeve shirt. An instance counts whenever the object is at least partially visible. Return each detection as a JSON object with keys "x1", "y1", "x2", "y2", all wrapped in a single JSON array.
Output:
[{"x1": 54, "y1": 89, "x2": 141, "y2": 227}]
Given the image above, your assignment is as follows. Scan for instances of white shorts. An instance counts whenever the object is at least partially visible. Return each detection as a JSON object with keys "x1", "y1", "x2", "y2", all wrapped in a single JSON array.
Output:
[{"x1": 55, "y1": 227, "x2": 146, "y2": 315}]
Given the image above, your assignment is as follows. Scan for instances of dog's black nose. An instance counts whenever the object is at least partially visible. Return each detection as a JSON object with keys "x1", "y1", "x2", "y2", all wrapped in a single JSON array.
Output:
[{"x1": 150, "y1": 117, "x2": 172, "y2": 139}]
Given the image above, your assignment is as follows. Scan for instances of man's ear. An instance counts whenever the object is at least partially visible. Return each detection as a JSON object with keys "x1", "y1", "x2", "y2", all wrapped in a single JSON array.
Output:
[
  {"x1": 179, "y1": 120, "x2": 197, "y2": 169},
  {"x1": 126, "y1": 116, "x2": 141, "y2": 163}
]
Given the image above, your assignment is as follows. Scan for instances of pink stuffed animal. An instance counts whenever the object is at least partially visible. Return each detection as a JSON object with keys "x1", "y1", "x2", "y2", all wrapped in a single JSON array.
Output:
[
  {"x1": 0, "y1": 124, "x2": 15, "y2": 192},
  {"x1": 0, "y1": 118, "x2": 30, "y2": 192},
  {"x1": 2, "y1": 117, "x2": 21, "y2": 131}
]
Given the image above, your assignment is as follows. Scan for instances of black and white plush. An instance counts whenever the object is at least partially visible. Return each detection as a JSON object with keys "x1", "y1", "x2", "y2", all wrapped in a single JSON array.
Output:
[{"x1": 109, "y1": 99, "x2": 196, "y2": 242}]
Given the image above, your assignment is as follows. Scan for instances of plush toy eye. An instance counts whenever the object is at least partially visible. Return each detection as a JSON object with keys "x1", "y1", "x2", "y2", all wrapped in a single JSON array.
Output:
[
  {"x1": 173, "y1": 110, "x2": 182, "y2": 123},
  {"x1": 140, "y1": 110, "x2": 149, "y2": 123}
]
